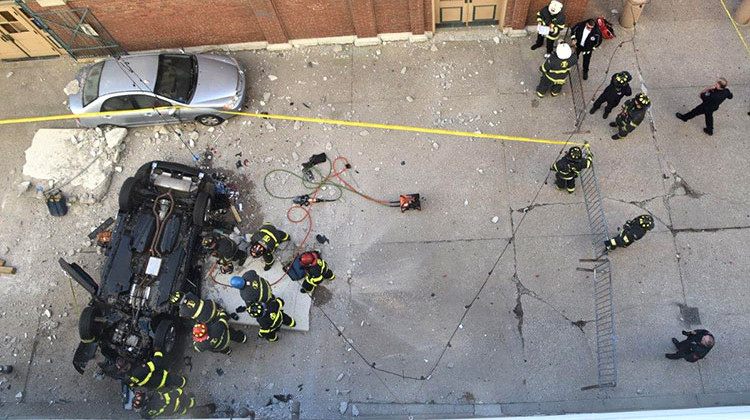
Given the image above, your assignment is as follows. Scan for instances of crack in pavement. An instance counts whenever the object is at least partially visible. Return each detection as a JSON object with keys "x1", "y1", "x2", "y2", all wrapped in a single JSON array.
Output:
[{"x1": 514, "y1": 201, "x2": 582, "y2": 214}]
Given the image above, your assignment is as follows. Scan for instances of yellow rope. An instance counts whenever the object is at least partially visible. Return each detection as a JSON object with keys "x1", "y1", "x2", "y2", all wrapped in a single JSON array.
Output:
[{"x1": 718, "y1": 0, "x2": 750, "y2": 56}]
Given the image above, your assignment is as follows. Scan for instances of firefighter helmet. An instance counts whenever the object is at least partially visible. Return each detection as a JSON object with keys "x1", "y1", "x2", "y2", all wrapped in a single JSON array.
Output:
[
  {"x1": 230, "y1": 276, "x2": 245, "y2": 289},
  {"x1": 637, "y1": 215, "x2": 654, "y2": 230},
  {"x1": 299, "y1": 252, "x2": 318, "y2": 267},
  {"x1": 192, "y1": 323, "x2": 208, "y2": 342},
  {"x1": 548, "y1": 0, "x2": 563, "y2": 14},
  {"x1": 556, "y1": 43, "x2": 572, "y2": 60},
  {"x1": 634, "y1": 93, "x2": 650, "y2": 107},
  {"x1": 248, "y1": 302, "x2": 266, "y2": 318},
  {"x1": 202, "y1": 236, "x2": 217, "y2": 249},
  {"x1": 614, "y1": 71, "x2": 632, "y2": 85},
  {"x1": 568, "y1": 146, "x2": 583, "y2": 160}
]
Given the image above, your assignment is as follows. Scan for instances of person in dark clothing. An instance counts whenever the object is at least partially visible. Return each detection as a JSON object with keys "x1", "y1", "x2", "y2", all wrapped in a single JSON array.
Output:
[
  {"x1": 170, "y1": 291, "x2": 220, "y2": 323},
  {"x1": 551, "y1": 145, "x2": 593, "y2": 193},
  {"x1": 192, "y1": 310, "x2": 247, "y2": 355},
  {"x1": 590, "y1": 71, "x2": 633, "y2": 119},
  {"x1": 676, "y1": 78, "x2": 733, "y2": 136},
  {"x1": 610, "y1": 93, "x2": 650, "y2": 139},
  {"x1": 536, "y1": 43, "x2": 577, "y2": 98},
  {"x1": 203, "y1": 234, "x2": 247, "y2": 274},
  {"x1": 231, "y1": 270, "x2": 275, "y2": 309},
  {"x1": 298, "y1": 251, "x2": 336, "y2": 295},
  {"x1": 249, "y1": 297, "x2": 296, "y2": 342},
  {"x1": 121, "y1": 351, "x2": 186, "y2": 390},
  {"x1": 133, "y1": 388, "x2": 215, "y2": 419},
  {"x1": 570, "y1": 19, "x2": 602, "y2": 80},
  {"x1": 530, "y1": 0, "x2": 565, "y2": 56},
  {"x1": 249, "y1": 222, "x2": 290, "y2": 271},
  {"x1": 666, "y1": 329, "x2": 714, "y2": 362},
  {"x1": 605, "y1": 214, "x2": 654, "y2": 251}
]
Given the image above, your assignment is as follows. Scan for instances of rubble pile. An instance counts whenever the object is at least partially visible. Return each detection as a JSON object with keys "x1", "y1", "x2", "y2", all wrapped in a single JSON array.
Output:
[{"x1": 22, "y1": 127, "x2": 127, "y2": 203}]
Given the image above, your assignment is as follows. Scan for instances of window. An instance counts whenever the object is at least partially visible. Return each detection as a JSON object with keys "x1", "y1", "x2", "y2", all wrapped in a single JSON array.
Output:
[
  {"x1": 132, "y1": 95, "x2": 170, "y2": 109},
  {"x1": 100, "y1": 95, "x2": 134, "y2": 112},
  {"x1": 82, "y1": 61, "x2": 104, "y2": 106},
  {"x1": 154, "y1": 54, "x2": 197, "y2": 103}
]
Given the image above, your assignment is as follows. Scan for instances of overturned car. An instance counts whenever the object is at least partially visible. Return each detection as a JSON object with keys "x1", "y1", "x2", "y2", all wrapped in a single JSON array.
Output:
[{"x1": 60, "y1": 161, "x2": 215, "y2": 375}]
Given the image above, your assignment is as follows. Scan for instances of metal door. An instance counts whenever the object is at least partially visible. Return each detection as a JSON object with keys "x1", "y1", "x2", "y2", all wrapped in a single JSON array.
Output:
[
  {"x1": 435, "y1": 0, "x2": 506, "y2": 27},
  {"x1": 0, "y1": 6, "x2": 61, "y2": 60}
]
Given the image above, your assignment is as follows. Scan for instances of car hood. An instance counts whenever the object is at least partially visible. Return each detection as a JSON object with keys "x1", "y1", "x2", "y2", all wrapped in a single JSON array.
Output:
[{"x1": 189, "y1": 54, "x2": 241, "y2": 107}]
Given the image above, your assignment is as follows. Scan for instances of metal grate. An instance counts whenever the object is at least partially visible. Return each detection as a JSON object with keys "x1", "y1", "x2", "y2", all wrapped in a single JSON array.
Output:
[
  {"x1": 580, "y1": 148, "x2": 617, "y2": 388},
  {"x1": 16, "y1": 2, "x2": 125, "y2": 59}
]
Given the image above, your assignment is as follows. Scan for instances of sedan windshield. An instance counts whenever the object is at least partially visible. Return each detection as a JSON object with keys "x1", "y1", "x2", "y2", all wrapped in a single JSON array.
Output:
[{"x1": 154, "y1": 54, "x2": 197, "y2": 103}]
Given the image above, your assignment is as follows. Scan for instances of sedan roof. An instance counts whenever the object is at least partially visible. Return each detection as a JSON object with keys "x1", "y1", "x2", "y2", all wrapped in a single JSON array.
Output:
[{"x1": 98, "y1": 54, "x2": 159, "y2": 96}]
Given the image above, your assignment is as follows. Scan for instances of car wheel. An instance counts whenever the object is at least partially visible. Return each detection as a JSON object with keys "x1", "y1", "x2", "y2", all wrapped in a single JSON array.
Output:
[
  {"x1": 196, "y1": 115, "x2": 224, "y2": 126},
  {"x1": 154, "y1": 319, "x2": 177, "y2": 354},
  {"x1": 192, "y1": 191, "x2": 211, "y2": 226},
  {"x1": 118, "y1": 177, "x2": 139, "y2": 212},
  {"x1": 79, "y1": 306, "x2": 102, "y2": 342}
]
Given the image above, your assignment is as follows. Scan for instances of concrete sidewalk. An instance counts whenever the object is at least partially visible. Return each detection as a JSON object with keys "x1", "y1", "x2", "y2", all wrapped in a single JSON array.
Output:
[{"x1": 0, "y1": 0, "x2": 749, "y2": 418}]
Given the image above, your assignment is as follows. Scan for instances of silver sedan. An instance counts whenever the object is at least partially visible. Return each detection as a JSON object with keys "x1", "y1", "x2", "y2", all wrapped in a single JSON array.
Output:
[{"x1": 68, "y1": 53, "x2": 246, "y2": 128}]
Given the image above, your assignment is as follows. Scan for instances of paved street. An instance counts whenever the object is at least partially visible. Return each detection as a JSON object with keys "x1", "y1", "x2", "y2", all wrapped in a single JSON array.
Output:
[{"x1": 0, "y1": 0, "x2": 749, "y2": 418}]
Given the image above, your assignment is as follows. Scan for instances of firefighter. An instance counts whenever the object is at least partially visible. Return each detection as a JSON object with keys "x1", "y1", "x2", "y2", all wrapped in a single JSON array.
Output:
[
  {"x1": 120, "y1": 350, "x2": 186, "y2": 390},
  {"x1": 133, "y1": 388, "x2": 215, "y2": 419},
  {"x1": 231, "y1": 271, "x2": 274, "y2": 312},
  {"x1": 610, "y1": 93, "x2": 650, "y2": 140},
  {"x1": 249, "y1": 297, "x2": 296, "y2": 342},
  {"x1": 570, "y1": 18, "x2": 603, "y2": 80},
  {"x1": 298, "y1": 251, "x2": 336, "y2": 295},
  {"x1": 249, "y1": 222, "x2": 290, "y2": 271},
  {"x1": 605, "y1": 214, "x2": 654, "y2": 251},
  {"x1": 202, "y1": 234, "x2": 247, "y2": 274},
  {"x1": 170, "y1": 291, "x2": 220, "y2": 323},
  {"x1": 536, "y1": 43, "x2": 577, "y2": 98},
  {"x1": 590, "y1": 71, "x2": 633, "y2": 119},
  {"x1": 192, "y1": 309, "x2": 247, "y2": 355},
  {"x1": 530, "y1": 0, "x2": 565, "y2": 57},
  {"x1": 550, "y1": 145, "x2": 593, "y2": 194}
]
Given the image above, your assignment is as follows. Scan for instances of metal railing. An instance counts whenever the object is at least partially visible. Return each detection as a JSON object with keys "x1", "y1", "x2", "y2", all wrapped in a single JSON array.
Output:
[
  {"x1": 579, "y1": 149, "x2": 617, "y2": 389},
  {"x1": 564, "y1": 31, "x2": 587, "y2": 130}
]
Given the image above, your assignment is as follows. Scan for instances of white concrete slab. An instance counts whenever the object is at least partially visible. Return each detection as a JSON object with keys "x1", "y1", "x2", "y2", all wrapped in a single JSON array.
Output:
[{"x1": 202, "y1": 245, "x2": 312, "y2": 332}]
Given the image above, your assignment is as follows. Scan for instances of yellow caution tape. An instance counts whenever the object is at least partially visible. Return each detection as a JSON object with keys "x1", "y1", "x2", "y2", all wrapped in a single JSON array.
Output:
[
  {"x1": 0, "y1": 106, "x2": 585, "y2": 146},
  {"x1": 718, "y1": 0, "x2": 750, "y2": 56}
]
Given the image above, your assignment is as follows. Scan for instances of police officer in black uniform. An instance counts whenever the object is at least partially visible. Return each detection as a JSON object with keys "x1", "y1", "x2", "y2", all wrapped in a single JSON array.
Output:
[
  {"x1": 666, "y1": 329, "x2": 715, "y2": 362},
  {"x1": 249, "y1": 222, "x2": 290, "y2": 271},
  {"x1": 536, "y1": 43, "x2": 577, "y2": 98},
  {"x1": 590, "y1": 71, "x2": 633, "y2": 119},
  {"x1": 202, "y1": 234, "x2": 247, "y2": 274},
  {"x1": 676, "y1": 78, "x2": 733, "y2": 136},
  {"x1": 249, "y1": 297, "x2": 296, "y2": 342},
  {"x1": 551, "y1": 145, "x2": 593, "y2": 194},
  {"x1": 298, "y1": 251, "x2": 336, "y2": 295},
  {"x1": 191, "y1": 310, "x2": 247, "y2": 355},
  {"x1": 610, "y1": 93, "x2": 650, "y2": 140},
  {"x1": 530, "y1": 0, "x2": 565, "y2": 56},
  {"x1": 605, "y1": 214, "x2": 654, "y2": 251},
  {"x1": 570, "y1": 19, "x2": 602, "y2": 80}
]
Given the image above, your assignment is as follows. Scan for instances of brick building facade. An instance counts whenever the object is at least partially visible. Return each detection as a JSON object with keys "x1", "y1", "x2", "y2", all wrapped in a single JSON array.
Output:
[{"x1": 24, "y1": 0, "x2": 588, "y2": 53}]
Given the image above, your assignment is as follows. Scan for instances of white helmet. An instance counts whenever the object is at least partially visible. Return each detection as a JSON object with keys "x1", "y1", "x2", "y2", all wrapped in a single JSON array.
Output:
[
  {"x1": 548, "y1": 0, "x2": 563, "y2": 14},
  {"x1": 556, "y1": 43, "x2": 572, "y2": 59}
]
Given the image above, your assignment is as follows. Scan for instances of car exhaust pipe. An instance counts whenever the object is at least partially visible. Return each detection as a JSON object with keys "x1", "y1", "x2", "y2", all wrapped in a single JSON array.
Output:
[{"x1": 58, "y1": 258, "x2": 98, "y2": 297}]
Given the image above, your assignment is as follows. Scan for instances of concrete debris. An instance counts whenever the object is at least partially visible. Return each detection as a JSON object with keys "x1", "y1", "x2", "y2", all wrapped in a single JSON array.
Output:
[
  {"x1": 493, "y1": 36, "x2": 500, "y2": 44},
  {"x1": 16, "y1": 181, "x2": 31, "y2": 197},
  {"x1": 63, "y1": 79, "x2": 80, "y2": 96},
  {"x1": 292, "y1": 152, "x2": 299, "y2": 161},
  {"x1": 263, "y1": 92, "x2": 271, "y2": 102},
  {"x1": 189, "y1": 131, "x2": 200, "y2": 141},
  {"x1": 264, "y1": 157, "x2": 274, "y2": 163},
  {"x1": 352, "y1": 404, "x2": 359, "y2": 416},
  {"x1": 339, "y1": 401, "x2": 348, "y2": 414},
  {"x1": 6, "y1": 71, "x2": 13, "y2": 78},
  {"x1": 265, "y1": 121, "x2": 276, "y2": 131},
  {"x1": 336, "y1": 373, "x2": 344, "y2": 382},
  {"x1": 325, "y1": 142, "x2": 332, "y2": 151},
  {"x1": 293, "y1": 121, "x2": 302, "y2": 131},
  {"x1": 406, "y1": 96, "x2": 414, "y2": 102},
  {"x1": 332, "y1": 45, "x2": 343, "y2": 53},
  {"x1": 430, "y1": 45, "x2": 438, "y2": 52},
  {"x1": 104, "y1": 127, "x2": 127, "y2": 149},
  {"x1": 114, "y1": 166, "x2": 123, "y2": 172},
  {"x1": 43, "y1": 309, "x2": 51, "y2": 318},
  {"x1": 447, "y1": 362, "x2": 455, "y2": 368},
  {"x1": 464, "y1": 200, "x2": 468, "y2": 206},
  {"x1": 359, "y1": 130, "x2": 369, "y2": 136},
  {"x1": 491, "y1": 216, "x2": 499, "y2": 224},
  {"x1": 268, "y1": 75, "x2": 278, "y2": 81},
  {"x1": 432, "y1": 142, "x2": 439, "y2": 150},
  {"x1": 15, "y1": 391, "x2": 23, "y2": 402},
  {"x1": 400, "y1": 67, "x2": 407, "y2": 74}
]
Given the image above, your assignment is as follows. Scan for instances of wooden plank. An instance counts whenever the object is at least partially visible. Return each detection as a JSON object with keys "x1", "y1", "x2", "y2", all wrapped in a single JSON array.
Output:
[
  {"x1": 230, "y1": 204, "x2": 242, "y2": 224},
  {"x1": 0, "y1": 266, "x2": 16, "y2": 275}
]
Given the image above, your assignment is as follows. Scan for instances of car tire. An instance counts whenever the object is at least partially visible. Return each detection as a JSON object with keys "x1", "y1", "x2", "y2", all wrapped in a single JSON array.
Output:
[
  {"x1": 196, "y1": 115, "x2": 224, "y2": 126},
  {"x1": 192, "y1": 191, "x2": 211, "y2": 226},
  {"x1": 118, "y1": 177, "x2": 139, "y2": 212},
  {"x1": 79, "y1": 306, "x2": 101, "y2": 342},
  {"x1": 153, "y1": 319, "x2": 177, "y2": 354}
]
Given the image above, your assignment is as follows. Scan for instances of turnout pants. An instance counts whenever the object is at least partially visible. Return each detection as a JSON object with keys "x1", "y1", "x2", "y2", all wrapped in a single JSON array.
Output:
[
  {"x1": 536, "y1": 77, "x2": 564, "y2": 97},
  {"x1": 681, "y1": 103, "x2": 714, "y2": 132},
  {"x1": 260, "y1": 314, "x2": 295, "y2": 342},
  {"x1": 532, "y1": 34, "x2": 556, "y2": 54},
  {"x1": 301, "y1": 267, "x2": 336, "y2": 294},
  {"x1": 591, "y1": 92, "x2": 622, "y2": 116},
  {"x1": 554, "y1": 173, "x2": 577, "y2": 193}
]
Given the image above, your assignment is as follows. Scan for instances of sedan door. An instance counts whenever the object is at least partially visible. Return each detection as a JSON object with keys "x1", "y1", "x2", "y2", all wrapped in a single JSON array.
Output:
[{"x1": 100, "y1": 94, "x2": 179, "y2": 127}]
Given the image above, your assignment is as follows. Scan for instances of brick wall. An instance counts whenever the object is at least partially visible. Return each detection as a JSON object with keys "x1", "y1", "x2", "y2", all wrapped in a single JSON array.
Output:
[{"x1": 273, "y1": 0, "x2": 355, "y2": 40}]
